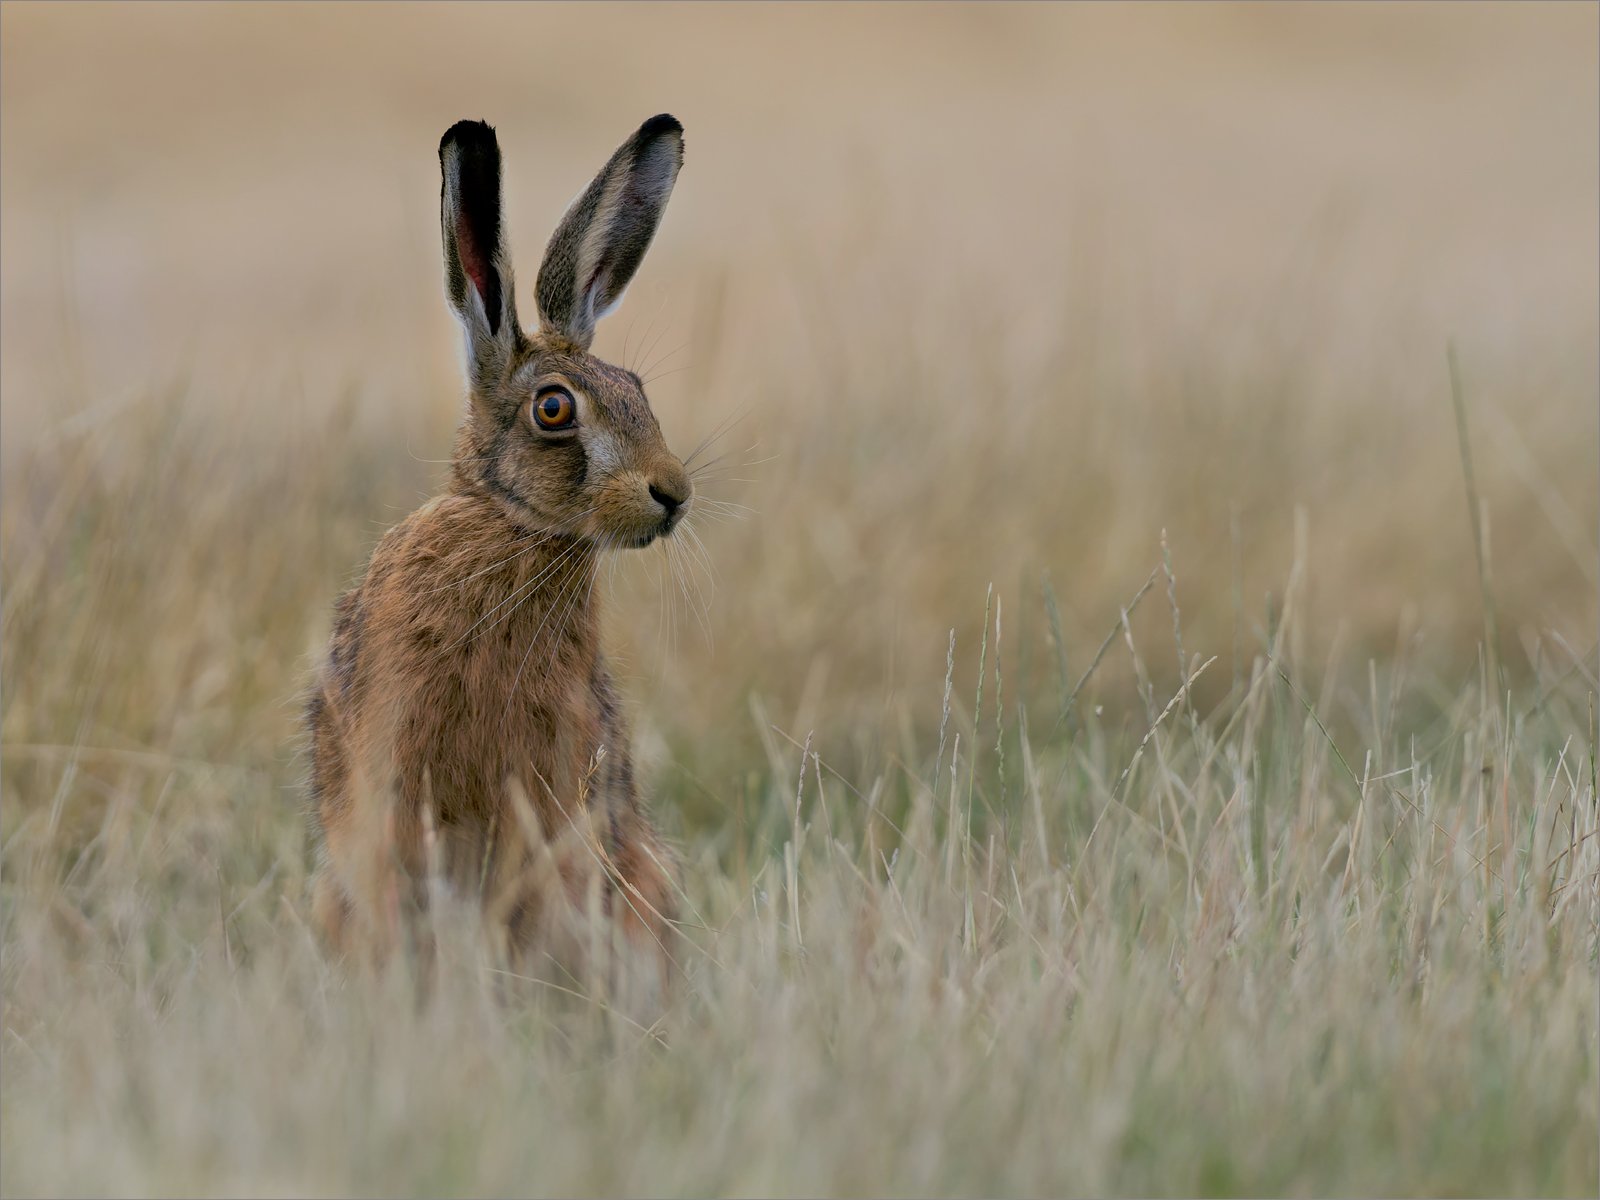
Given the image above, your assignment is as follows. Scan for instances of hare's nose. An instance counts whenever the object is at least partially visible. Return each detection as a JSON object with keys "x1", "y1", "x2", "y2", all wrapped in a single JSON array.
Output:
[{"x1": 648, "y1": 482, "x2": 686, "y2": 517}]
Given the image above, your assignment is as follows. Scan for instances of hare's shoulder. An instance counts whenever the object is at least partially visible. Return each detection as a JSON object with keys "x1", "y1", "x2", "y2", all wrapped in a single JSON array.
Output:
[
  {"x1": 323, "y1": 494, "x2": 508, "y2": 688},
  {"x1": 363, "y1": 492, "x2": 508, "y2": 587},
  {"x1": 360, "y1": 493, "x2": 533, "y2": 609}
]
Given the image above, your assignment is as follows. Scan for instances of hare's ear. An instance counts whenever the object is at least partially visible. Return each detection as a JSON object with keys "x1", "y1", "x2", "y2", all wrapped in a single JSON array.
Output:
[
  {"x1": 535, "y1": 114, "x2": 683, "y2": 350},
  {"x1": 440, "y1": 120, "x2": 519, "y2": 383}
]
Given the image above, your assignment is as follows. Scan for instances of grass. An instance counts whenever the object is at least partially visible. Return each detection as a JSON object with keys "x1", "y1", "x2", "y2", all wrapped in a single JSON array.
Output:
[
  {"x1": 2, "y1": 3, "x2": 1598, "y2": 1196},
  {"x1": 2, "y1": 392, "x2": 1595, "y2": 1194}
]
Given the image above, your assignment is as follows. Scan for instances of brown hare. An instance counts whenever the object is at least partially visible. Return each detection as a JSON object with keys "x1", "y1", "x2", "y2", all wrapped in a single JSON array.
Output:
[{"x1": 305, "y1": 116, "x2": 692, "y2": 990}]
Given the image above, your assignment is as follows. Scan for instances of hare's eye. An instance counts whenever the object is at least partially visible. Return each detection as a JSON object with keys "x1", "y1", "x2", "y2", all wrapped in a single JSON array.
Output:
[{"x1": 530, "y1": 388, "x2": 575, "y2": 430}]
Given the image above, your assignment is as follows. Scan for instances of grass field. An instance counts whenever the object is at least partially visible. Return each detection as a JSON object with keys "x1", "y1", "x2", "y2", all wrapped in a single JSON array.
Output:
[{"x1": 2, "y1": 3, "x2": 1597, "y2": 1196}]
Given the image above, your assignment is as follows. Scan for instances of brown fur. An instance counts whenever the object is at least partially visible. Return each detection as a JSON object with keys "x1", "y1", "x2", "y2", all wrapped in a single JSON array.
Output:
[{"x1": 306, "y1": 117, "x2": 691, "y2": 987}]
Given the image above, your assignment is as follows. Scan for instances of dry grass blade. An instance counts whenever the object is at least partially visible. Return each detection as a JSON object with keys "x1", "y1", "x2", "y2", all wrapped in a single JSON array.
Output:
[
  {"x1": 1447, "y1": 343, "x2": 1507, "y2": 699},
  {"x1": 1049, "y1": 568, "x2": 1161, "y2": 737}
]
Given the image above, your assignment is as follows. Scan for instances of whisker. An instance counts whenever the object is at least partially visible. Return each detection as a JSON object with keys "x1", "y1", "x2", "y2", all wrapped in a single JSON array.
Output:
[
  {"x1": 641, "y1": 363, "x2": 693, "y2": 388},
  {"x1": 444, "y1": 534, "x2": 588, "y2": 652},
  {"x1": 415, "y1": 499, "x2": 596, "y2": 589},
  {"x1": 679, "y1": 525, "x2": 718, "y2": 624},
  {"x1": 621, "y1": 307, "x2": 641, "y2": 376},
  {"x1": 691, "y1": 497, "x2": 754, "y2": 517},
  {"x1": 682, "y1": 408, "x2": 752, "y2": 468},
  {"x1": 660, "y1": 541, "x2": 679, "y2": 662},
  {"x1": 639, "y1": 339, "x2": 690, "y2": 383},
  {"x1": 462, "y1": 549, "x2": 575, "y2": 650},
  {"x1": 407, "y1": 452, "x2": 504, "y2": 465},
  {"x1": 498, "y1": 552, "x2": 592, "y2": 744},
  {"x1": 511, "y1": 550, "x2": 591, "y2": 701},
  {"x1": 683, "y1": 522, "x2": 719, "y2": 586},
  {"x1": 681, "y1": 538, "x2": 715, "y2": 643},
  {"x1": 625, "y1": 287, "x2": 671, "y2": 375},
  {"x1": 415, "y1": 527, "x2": 566, "y2": 596},
  {"x1": 418, "y1": 504, "x2": 599, "y2": 598},
  {"x1": 673, "y1": 542, "x2": 713, "y2": 645},
  {"x1": 687, "y1": 447, "x2": 776, "y2": 483},
  {"x1": 635, "y1": 321, "x2": 681, "y2": 383},
  {"x1": 653, "y1": 542, "x2": 669, "y2": 674}
]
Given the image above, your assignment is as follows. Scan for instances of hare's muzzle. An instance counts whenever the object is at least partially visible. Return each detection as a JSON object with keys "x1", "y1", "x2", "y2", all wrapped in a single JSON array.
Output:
[
  {"x1": 597, "y1": 464, "x2": 691, "y2": 549},
  {"x1": 649, "y1": 481, "x2": 689, "y2": 531},
  {"x1": 643, "y1": 458, "x2": 692, "y2": 537}
]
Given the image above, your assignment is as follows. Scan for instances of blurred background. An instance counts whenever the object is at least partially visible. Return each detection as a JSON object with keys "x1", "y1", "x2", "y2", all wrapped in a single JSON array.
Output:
[{"x1": 2, "y1": 2, "x2": 1596, "y2": 829}]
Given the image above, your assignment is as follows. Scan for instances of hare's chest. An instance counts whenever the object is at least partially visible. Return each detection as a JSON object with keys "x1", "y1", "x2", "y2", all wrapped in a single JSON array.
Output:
[{"x1": 446, "y1": 648, "x2": 605, "y2": 809}]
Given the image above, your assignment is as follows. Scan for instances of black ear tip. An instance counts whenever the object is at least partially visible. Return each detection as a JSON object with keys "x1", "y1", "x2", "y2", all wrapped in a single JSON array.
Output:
[
  {"x1": 439, "y1": 119, "x2": 499, "y2": 158},
  {"x1": 639, "y1": 113, "x2": 683, "y2": 140}
]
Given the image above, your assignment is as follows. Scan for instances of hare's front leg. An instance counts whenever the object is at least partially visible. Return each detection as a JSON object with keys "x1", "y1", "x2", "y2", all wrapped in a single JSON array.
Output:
[
  {"x1": 605, "y1": 810, "x2": 680, "y2": 1002},
  {"x1": 307, "y1": 693, "x2": 428, "y2": 963},
  {"x1": 313, "y1": 795, "x2": 424, "y2": 964}
]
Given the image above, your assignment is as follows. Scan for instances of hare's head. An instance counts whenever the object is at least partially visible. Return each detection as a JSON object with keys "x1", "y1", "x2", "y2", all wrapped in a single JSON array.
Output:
[{"x1": 439, "y1": 117, "x2": 691, "y2": 548}]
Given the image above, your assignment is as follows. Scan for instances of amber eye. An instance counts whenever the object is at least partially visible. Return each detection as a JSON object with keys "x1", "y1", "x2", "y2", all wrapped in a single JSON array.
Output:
[{"x1": 530, "y1": 387, "x2": 575, "y2": 430}]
